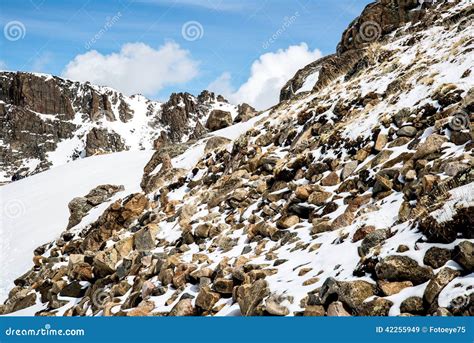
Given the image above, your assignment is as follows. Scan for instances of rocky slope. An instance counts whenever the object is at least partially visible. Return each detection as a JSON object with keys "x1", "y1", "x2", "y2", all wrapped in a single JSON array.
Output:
[
  {"x1": 0, "y1": 0, "x2": 473, "y2": 317},
  {"x1": 0, "y1": 72, "x2": 256, "y2": 183}
]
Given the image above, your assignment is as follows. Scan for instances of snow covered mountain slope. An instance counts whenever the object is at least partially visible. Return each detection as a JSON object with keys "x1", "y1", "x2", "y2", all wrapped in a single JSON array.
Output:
[
  {"x1": 0, "y1": 150, "x2": 153, "y2": 302},
  {"x1": 0, "y1": 111, "x2": 265, "y2": 307},
  {"x1": 0, "y1": 72, "x2": 255, "y2": 184},
  {"x1": 0, "y1": 0, "x2": 473, "y2": 317}
]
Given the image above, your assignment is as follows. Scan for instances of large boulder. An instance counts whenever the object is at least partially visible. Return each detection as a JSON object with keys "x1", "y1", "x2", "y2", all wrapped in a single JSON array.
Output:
[
  {"x1": 375, "y1": 256, "x2": 434, "y2": 285},
  {"x1": 236, "y1": 279, "x2": 269, "y2": 316},
  {"x1": 206, "y1": 110, "x2": 233, "y2": 131},
  {"x1": 337, "y1": 0, "x2": 425, "y2": 54}
]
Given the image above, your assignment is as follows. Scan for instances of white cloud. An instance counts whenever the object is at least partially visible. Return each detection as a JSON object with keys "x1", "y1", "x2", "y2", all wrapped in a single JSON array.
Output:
[
  {"x1": 0, "y1": 60, "x2": 7, "y2": 70},
  {"x1": 62, "y1": 42, "x2": 199, "y2": 96},
  {"x1": 208, "y1": 43, "x2": 322, "y2": 110}
]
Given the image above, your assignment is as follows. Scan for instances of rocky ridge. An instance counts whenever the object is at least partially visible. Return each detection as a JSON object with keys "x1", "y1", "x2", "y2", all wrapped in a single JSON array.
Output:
[
  {"x1": 0, "y1": 72, "x2": 256, "y2": 183},
  {"x1": 0, "y1": 0, "x2": 473, "y2": 317}
]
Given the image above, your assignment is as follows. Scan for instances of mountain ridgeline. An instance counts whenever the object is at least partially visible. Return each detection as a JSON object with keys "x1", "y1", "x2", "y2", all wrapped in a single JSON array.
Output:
[{"x1": 0, "y1": 0, "x2": 473, "y2": 317}]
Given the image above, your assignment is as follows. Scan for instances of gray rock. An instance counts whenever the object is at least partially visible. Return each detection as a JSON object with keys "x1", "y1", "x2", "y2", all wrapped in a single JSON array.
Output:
[
  {"x1": 423, "y1": 267, "x2": 460, "y2": 305},
  {"x1": 453, "y1": 241, "x2": 474, "y2": 272},
  {"x1": 397, "y1": 126, "x2": 417, "y2": 138},
  {"x1": 375, "y1": 256, "x2": 434, "y2": 285},
  {"x1": 206, "y1": 110, "x2": 233, "y2": 131}
]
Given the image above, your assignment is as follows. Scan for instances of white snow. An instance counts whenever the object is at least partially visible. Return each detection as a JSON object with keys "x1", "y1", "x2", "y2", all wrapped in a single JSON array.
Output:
[
  {"x1": 0, "y1": 150, "x2": 153, "y2": 302},
  {"x1": 296, "y1": 71, "x2": 319, "y2": 94}
]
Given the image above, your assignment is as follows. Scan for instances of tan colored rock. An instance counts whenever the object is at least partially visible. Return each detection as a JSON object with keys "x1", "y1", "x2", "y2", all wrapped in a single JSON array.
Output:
[
  {"x1": 236, "y1": 279, "x2": 269, "y2": 316},
  {"x1": 375, "y1": 133, "x2": 388, "y2": 152},
  {"x1": 414, "y1": 134, "x2": 447, "y2": 159},
  {"x1": 277, "y1": 215, "x2": 300, "y2": 229},
  {"x1": 196, "y1": 286, "x2": 220, "y2": 311},
  {"x1": 303, "y1": 305, "x2": 325, "y2": 316},
  {"x1": 168, "y1": 299, "x2": 196, "y2": 316},
  {"x1": 378, "y1": 280, "x2": 413, "y2": 296},
  {"x1": 327, "y1": 301, "x2": 351, "y2": 316},
  {"x1": 308, "y1": 191, "x2": 332, "y2": 206},
  {"x1": 321, "y1": 172, "x2": 340, "y2": 186},
  {"x1": 204, "y1": 136, "x2": 231, "y2": 154}
]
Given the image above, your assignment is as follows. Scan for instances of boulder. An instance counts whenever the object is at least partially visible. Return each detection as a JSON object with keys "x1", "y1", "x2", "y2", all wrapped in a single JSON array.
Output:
[
  {"x1": 358, "y1": 297, "x2": 393, "y2": 316},
  {"x1": 234, "y1": 103, "x2": 257, "y2": 123},
  {"x1": 413, "y1": 134, "x2": 447, "y2": 160},
  {"x1": 400, "y1": 296, "x2": 425, "y2": 315},
  {"x1": 327, "y1": 301, "x2": 351, "y2": 316},
  {"x1": 358, "y1": 229, "x2": 390, "y2": 257},
  {"x1": 206, "y1": 110, "x2": 233, "y2": 131},
  {"x1": 134, "y1": 224, "x2": 159, "y2": 252},
  {"x1": 265, "y1": 295, "x2": 290, "y2": 316},
  {"x1": 453, "y1": 241, "x2": 474, "y2": 272},
  {"x1": 423, "y1": 247, "x2": 452, "y2": 269},
  {"x1": 375, "y1": 256, "x2": 434, "y2": 285},
  {"x1": 341, "y1": 161, "x2": 358, "y2": 180},
  {"x1": 204, "y1": 136, "x2": 231, "y2": 154},
  {"x1": 168, "y1": 298, "x2": 196, "y2": 316},
  {"x1": 196, "y1": 286, "x2": 220, "y2": 311},
  {"x1": 320, "y1": 278, "x2": 376, "y2": 312},
  {"x1": 423, "y1": 268, "x2": 460, "y2": 305},
  {"x1": 236, "y1": 279, "x2": 269, "y2": 316},
  {"x1": 397, "y1": 126, "x2": 417, "y2": 138}
]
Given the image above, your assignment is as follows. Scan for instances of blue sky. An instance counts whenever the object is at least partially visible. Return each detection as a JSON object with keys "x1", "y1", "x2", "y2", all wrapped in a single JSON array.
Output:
[{"x1": 0, "y1": 0, "x2": 371, "y2": 107}]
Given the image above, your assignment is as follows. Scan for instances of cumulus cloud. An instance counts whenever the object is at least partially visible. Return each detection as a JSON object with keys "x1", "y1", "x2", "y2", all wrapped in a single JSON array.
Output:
[
  {"x1": 208, "y1": 43, "x2": 322, "y2": 110},
  {"x1": 62, "y1": 42, "x2": 199, "y2": 96}
]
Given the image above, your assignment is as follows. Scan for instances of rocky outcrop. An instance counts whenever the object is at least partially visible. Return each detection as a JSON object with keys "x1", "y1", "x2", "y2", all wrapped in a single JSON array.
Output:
[
  {"x1": 280, "y1": 0, "x2": 462, "y2": 101},
  {"x1": 0, "y1": 73, "x2": 242, "y2": 183},
  {"x1": 85, "y1": 128, "x2": 127, "y2": 157},
  {"x1": 67, "y1": 184, "x2": 124, "y2": 229}
]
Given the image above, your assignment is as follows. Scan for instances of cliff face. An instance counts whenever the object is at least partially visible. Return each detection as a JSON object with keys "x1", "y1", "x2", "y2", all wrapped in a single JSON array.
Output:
[
  {"x1": 0, "y1": 72, "x2": 255, "y2": 183},
  {"x1": 0, "y1": 0, "x2": 473, "y2": 317}
]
